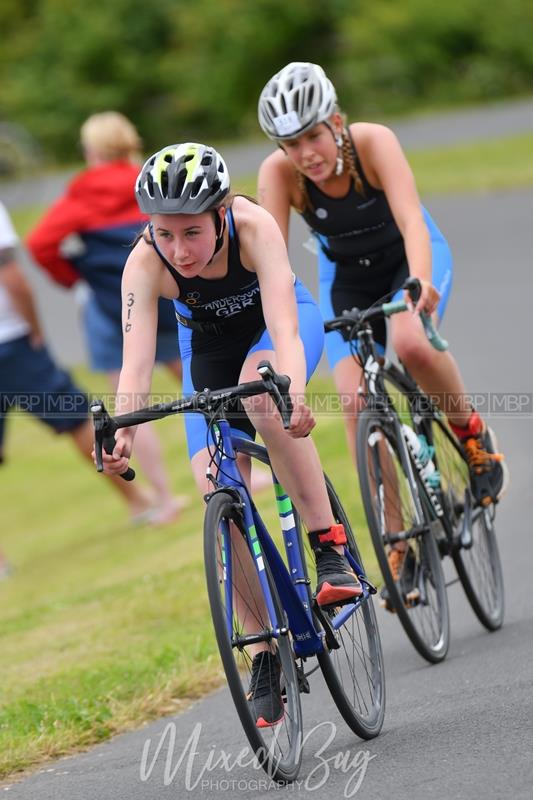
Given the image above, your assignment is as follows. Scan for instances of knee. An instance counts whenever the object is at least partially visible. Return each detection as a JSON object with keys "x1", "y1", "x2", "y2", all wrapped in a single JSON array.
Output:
[
  {"x1": 338, "y1": 390, "x2": 365, "y2": 419},
  {"x1": 242, "y1": 395, "x2": 279, "y2": 439},
  {"x1": 394, "y1": 335, "x2": 436, "y2": 373}
]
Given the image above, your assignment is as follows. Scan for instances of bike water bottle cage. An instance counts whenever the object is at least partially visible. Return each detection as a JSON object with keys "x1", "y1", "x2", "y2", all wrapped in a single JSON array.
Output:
[{"x1": 309, "y1": 524, "x2": 347, "y2": 551}]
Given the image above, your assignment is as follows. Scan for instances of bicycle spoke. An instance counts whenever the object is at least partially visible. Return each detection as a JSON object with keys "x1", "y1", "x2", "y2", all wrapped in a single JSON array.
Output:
[
  {"x1": 205, "y1": 493, "x2": 303, "y2": 782},
  {"x1": 357, "y1": 411, "x2": 449, "y2": 662},
  {"x1": 430, "y1": 421, "x2": 504, "y2": 630}
]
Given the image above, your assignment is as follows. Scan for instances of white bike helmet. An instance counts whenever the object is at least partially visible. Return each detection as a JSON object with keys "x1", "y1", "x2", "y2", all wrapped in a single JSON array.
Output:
[
  {"x1": 136, "y1": 142, "x2": 230, "y2": 215},
  {"x1": 258, "y1": 62, "x2": 337, "y2": 140}
]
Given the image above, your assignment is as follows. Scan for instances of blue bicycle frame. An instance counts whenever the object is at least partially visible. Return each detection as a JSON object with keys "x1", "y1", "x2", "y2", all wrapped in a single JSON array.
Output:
[{"x1": 209, "y1": 418, "x2": 373, "y2": 658}]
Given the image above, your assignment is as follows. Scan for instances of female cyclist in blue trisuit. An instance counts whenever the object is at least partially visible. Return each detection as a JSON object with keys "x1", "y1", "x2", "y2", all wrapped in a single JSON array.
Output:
[
  {"x1": 257, "y1": 62, "x2": 507, "y2": 512},
  {"x1": 96, "y1": 142, "x2": 362, "y2": 726}
]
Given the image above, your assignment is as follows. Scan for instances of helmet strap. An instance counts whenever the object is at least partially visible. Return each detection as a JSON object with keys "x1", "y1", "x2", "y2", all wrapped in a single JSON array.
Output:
[{"x1": 208, "y1": 210, "x2": 226, "y2": 263}]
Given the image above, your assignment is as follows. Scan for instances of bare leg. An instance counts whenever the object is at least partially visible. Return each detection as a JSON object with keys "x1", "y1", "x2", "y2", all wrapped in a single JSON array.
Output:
[
  {"x1": 69, "y1": 419, "x2": 153, "y2": 515},
  {"x1": 239, "y1": 351, "x2": 333, "y2": 532},
  {"x1": 391, "y1": 313, "x2": 471, "y2": 427},
  {"x1": 332, "y1": 355, "x2": 366, "y2": 466}
]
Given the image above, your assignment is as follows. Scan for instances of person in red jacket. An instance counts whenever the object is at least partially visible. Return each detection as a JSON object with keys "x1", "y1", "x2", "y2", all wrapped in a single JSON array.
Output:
[
  {"x1": 27, "y1": 112, "x2": 188, "y2": 524},
  {"x1": 0, "y1": 200, "x2": 156, "y2": 539}
]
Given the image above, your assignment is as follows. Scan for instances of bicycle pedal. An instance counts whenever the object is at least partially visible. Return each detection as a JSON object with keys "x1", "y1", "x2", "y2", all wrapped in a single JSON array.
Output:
[
  {"x1": 359, "y1": 576, "x2": 377, "y2": 594},
  {"x1": 295, "y1": 663, "x2": 311, "y2": 694},
  {"x1": 403, "y1": 589, "x2": 421, "y2": 609}
]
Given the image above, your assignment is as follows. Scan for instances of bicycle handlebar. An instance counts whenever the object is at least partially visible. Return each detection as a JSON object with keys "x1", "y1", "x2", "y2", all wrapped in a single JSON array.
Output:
[
  {"x1": 91, "y1": 360, "x2": 293, "y2": 481},
  {"x1": 91, "y1": 402, "x2": 136, "y2": 481},
  {"x1": 324, "y1": 277, "x2": 449, "y2": 352}
]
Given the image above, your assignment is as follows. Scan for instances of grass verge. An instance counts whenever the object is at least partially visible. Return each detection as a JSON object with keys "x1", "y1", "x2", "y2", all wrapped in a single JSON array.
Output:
[{"x1": 0, "y1": 368, "x2": 369, "y2": 779}]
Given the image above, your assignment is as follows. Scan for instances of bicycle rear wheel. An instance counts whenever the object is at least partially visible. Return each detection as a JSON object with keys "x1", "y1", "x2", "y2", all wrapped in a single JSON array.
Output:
[
  {"x1": 430, "y1": 420, "x2": 505, "y2": 630},
  {"x1": 297, "y1": 476, "x2": 385, "y2": 739},
  {"x1": 203, "y1": 491, "x2": 303, "y2": 783},
  {"x1": 356, "y1": 409, "x2": 450, "y2": 663}
]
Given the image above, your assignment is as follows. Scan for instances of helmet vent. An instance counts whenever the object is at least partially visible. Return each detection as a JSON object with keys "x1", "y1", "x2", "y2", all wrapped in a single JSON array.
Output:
[
  {"x1": 191, "y1": 174, "x2": 204, "y2": 197},
  {"x1": 136, "y1": 142, "x2": 230, "y2": 213},
  {"x1": 175, "y1": 168, "x2": 187, "y2": 197},
  {"x1": 146, "y1": 173, "x2": 155, "y2": 198}
]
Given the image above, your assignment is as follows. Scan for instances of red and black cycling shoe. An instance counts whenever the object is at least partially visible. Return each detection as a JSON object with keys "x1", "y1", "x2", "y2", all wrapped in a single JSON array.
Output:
[
  {"x1": 246, "y1": 651, "x2": 284, "y2": 728},
  {"x1": 310, "y1": 524, "x2": 363, "y2": 607}
]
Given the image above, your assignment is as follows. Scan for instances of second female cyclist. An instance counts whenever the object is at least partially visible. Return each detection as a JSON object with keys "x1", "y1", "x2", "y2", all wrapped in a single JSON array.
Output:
[{"x1": 257, "y1": 61, "x2": 507, "y2": 510}]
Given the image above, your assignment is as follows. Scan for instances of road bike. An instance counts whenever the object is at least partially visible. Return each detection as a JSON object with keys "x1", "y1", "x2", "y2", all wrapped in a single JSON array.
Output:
[
  {"x1": 325, "y1": 278, "x2": 504, "y2": 664},
  {"x1": 92, "y1": 361, "x2": 385, "y2": 783}
]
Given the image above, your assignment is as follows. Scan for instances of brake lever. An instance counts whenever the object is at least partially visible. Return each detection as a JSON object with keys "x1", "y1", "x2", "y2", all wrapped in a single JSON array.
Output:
[
  {"x1": 403, "y1": 277, "x2": 449, "y2": 352},
  {"x1": 91, "y1": 400, "x2": 136, "y2": 481},
  {"x1": 257, "y1": 360, "x2": 293, "y2": 429}
]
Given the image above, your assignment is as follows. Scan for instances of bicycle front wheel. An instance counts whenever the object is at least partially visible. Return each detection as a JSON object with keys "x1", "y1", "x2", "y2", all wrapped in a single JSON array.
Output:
[
  {"x1": 430, "y1": 420, "x2": 505, "y2": 630},
  {"x1": 203, "y1": 491, "x2": 303, "y2": 783},
  {"x1": 356, "y1": 410, "x2": 450, "y2": 663},
  {"x1": 298, "y1": 476, "x2": 385, "y2": 739}
]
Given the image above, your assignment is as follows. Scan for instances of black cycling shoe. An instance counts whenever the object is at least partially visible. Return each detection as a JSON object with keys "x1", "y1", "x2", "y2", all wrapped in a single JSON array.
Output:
[
  {"x1": 464, "y1": 426, "x2": 508, "y2": 507},
  {"x1": 247, "y1": 651, "x2": 284, "y2": 728},
  {"x1": 315, "y1": 545, "x2": 363, "y2": 607}
]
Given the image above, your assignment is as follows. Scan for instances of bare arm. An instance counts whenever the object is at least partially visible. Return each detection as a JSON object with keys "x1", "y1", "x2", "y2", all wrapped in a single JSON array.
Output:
[
  {"x1": 257, "y1": 151, "x2": 295, "y2": 246},
  {"x1": 0, "y1": 248, "x2": 44, "y2": 346},
  {"x1": 355, "y1": 124, "x2": 437, "y2": 312},
  {"x1": 99, "y1": 241, "x2": 165, "y2": 475},
  {"x1": 239, "y1": 201, "x2": 307, "y2": 399}
]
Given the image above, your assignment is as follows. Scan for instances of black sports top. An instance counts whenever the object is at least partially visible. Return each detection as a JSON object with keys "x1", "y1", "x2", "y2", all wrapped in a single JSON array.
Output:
[
  {"x1": 300, "y1": 132, "x2": 404, "y2": 264},
  {"x1": 148, "y1": 207, "x2": 264, "y2": 336}
]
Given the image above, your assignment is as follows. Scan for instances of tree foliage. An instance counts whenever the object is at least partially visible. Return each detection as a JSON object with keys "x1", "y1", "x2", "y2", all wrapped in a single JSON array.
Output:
[{"x1": 1, "y1": 0, "x2": 532, "y2": 162}]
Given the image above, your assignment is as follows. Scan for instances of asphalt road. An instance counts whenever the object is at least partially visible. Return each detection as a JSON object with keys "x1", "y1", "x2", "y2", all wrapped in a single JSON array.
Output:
[{"x1": 2, "y1": 104, "x2": 533, "y2": 798}]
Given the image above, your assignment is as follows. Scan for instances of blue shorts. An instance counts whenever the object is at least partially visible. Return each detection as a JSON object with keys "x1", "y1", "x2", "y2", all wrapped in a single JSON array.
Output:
[
  {"x1": 319, "y1": 207, "x2": 453, "y2": 368},
  {"x1": 180, "y1": 280, "x2": 324, "y2": 458},
  {"x1": 0, "y1": 335, "x2": 88, "y2": 452},
  {"x1": 84, "y1": 294, "x2": 180, "y2": 372}
]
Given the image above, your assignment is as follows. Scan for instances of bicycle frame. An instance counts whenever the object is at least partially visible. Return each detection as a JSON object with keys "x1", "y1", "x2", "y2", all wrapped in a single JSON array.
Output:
[
  {"x1": 209, "y1": 418, "x2": 372, "y2": 658},
  {"x1": 383, "y1": 360, "x2": 479, "y2": 548},
  {"x1": 356, "y1": 327, "x2": 429, "y2": 524}
]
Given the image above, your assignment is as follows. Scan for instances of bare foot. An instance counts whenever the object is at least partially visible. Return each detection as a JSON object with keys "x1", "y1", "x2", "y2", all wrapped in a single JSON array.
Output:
[
  {"x1": 148, "y1": 495, "x2": 191, "y2": 526},
  {"x1": 129, "y1": 487, "x2": 157, "y2": 526}
]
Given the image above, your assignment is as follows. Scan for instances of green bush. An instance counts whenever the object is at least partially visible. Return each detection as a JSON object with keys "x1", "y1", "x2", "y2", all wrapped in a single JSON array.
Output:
[{"x1": 1, "y1": 0, "x2": 532, "y2": 162}]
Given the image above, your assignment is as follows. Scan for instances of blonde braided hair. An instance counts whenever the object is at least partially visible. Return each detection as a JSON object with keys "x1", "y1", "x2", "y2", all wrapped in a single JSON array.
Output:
[
  {"x1": 341, "y1": 128, "x2": 365, "y2": 197},
  {"x1": 293, "y1": 125, "x2": 365, "y2": 214}
]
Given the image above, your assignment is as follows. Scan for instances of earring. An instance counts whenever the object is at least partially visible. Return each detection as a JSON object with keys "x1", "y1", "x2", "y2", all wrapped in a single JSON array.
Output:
[{"x1": 335, "y1": 134, "x2": 344, "y2": 176}]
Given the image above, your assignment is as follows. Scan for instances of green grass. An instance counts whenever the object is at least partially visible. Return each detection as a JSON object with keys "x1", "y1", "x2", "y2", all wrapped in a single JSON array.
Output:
[
  {"x1": 409, "y1": 132, "x2": 533, "y2": 194},
  {"x1": 234, "y1": 131, "x2": 533, "y2": 198},
  {"x1": 0, "y1": 368, "x2": 370, "y2": 779}
]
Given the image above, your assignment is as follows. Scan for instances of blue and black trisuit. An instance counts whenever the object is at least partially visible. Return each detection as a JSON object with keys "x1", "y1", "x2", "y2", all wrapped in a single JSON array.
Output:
[
  {"x1": 148, "y1": 205, "x2": 324, "y2": 457},
  {"x1": 300, "y1": 130, "x2": 453, "y2": 367}
]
